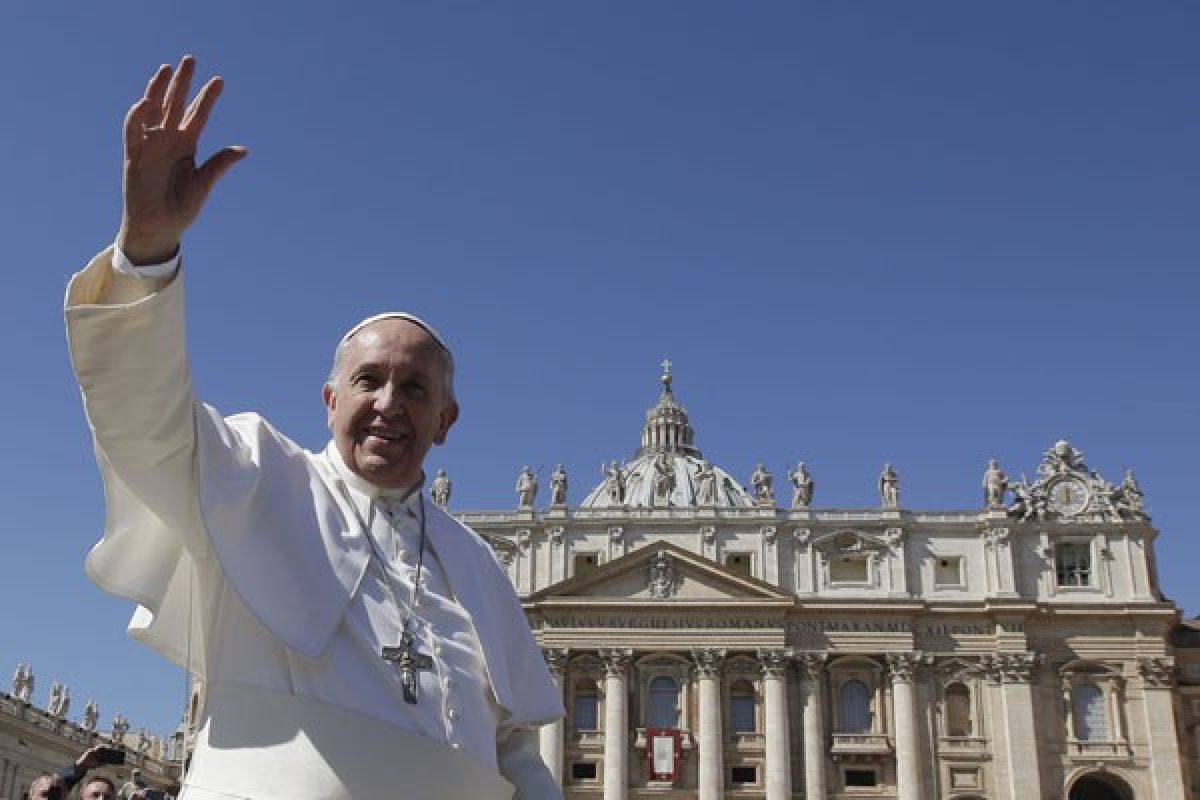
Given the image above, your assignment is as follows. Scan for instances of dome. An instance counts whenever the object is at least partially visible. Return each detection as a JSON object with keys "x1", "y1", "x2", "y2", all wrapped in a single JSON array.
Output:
[{"x1": 580, "y1": 362, "x2": 754, "y2": 510}]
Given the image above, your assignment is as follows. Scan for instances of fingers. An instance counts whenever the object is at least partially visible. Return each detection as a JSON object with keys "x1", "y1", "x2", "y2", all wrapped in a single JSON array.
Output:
[
  {"x1": 144, "y1": 63, "x2": 171, "y2": 116},
  {"x1": 162, "y1": 54, "x2": 196, "y2": 130},
  {"x1": 195, "y1": 145, "x2": 249, "y2": 196},
  {"x1": 182, "y1": 77, "x2": 224, "y2": 138}
]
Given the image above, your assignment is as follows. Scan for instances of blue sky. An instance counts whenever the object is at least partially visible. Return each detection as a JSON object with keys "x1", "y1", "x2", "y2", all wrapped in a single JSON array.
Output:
[{"x1": 2, "y1": 3, "x2": 1197, "y2": 738}]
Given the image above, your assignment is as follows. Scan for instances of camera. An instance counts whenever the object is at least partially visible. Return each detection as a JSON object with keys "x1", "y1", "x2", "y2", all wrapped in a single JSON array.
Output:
[{"x1": 94, "y1": 746, "x2": 126, "y2": 766}]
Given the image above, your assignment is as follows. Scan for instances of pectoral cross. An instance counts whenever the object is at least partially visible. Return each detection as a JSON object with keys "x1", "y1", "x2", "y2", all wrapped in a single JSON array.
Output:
[{"x1": 381, "y1": 624, "x2": 433, "y2": 704}]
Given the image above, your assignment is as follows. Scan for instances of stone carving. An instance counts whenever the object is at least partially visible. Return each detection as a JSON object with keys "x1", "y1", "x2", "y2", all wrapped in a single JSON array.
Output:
[
  {"x1": 1040, "y1": 439, "x2": 1086, "y2": 476},
  {"x1": 430, "y1": 469, "x2": 451, "y2": 509},
  {"x1": 1138, "y1": 657, "x2": 1175, "y2": 688},
  {"x1": 600, "y1": 648, "x2": 633, "y2": 677},
  {"x1": 11, "y1": 663, "x2": 33, "y2": 702},
  {"x1": 700, "y1": 526, "x2": 717, "y2": 546},
  {"x1": 602, "y1": 461, "x2": 628, "y2": 505},
  {"x1": 1110, "y1": 469, "x2": 1146, "y2": 519},
  {"x1": 751, "y1": 463, "x2": 775, "y2": 506},
  {"x1": 794, "y1": 651, "x2": 828, "y2": 681},
  {"x1": 609, "y1": 526, "x2": 625, "y2": 544},
  {"x1": 541, "y1": 648, "x2": 570, "y2": 677},
  {"x1": 887, "y1": 652, "x2": 920, "y2": 683},
  {"x1": 983, "y1": 459, "x2": 1008, "y2": 508},
  {"x1": 549, "y1": 526, "x2": 565, "y2": 545},
  {"x1": 762, "y1": 526, "x2": 778, "y2": 546},
  {"x1": 111, "y1": 713, "x2": 130, "y2": 741},
  {"x1": 691, "y1": 648, "x2": 726, "y2": 679},
  {"x1": 549, "y1": 464, "x2": 568, "y2": 506},
  {"x1": 48, "y1": 682, "x2": 70, "y2": 718},
  {"x1": 788, "y1": 462, "x2": 814, "y2": 508},
  {"x1": 695, "y1": 460, "x2": 717, "y2": 505},
  {"x1": 515, "y1": 529, "x2": 531, "y2": 550},
  {"x1": 648, "y1": 551, "x2": 678, "y2": 599},
  {"x1": 652, "y1": 453, "x2": 676, "y2": 506},
  {"x1": 757, "y1": 649, "x2": 791, "y2": 679},
  {"x1": 83, "y1": 699, "x2": 100, "y2": 732},
  {"x1": 879, "y1": 463, "x2": 900, "y2": 508},
  {"x1": 515, "y1": 465, "x2": 538, "y2": 509},
  {"x1": 984, "y1": 652, "x2": 1042, "y2": 684},
  {"x1": 1008, "y1": 439, "x2": 1147, "y2": 522}
]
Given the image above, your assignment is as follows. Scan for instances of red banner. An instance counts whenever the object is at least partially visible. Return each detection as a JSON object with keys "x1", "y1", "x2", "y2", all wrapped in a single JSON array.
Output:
[{"x1": 644, "y1": 727, "x2": 682, "y2": 783}]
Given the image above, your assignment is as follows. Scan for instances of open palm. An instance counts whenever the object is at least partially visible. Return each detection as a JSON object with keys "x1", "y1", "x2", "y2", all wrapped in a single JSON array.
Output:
[{"x1": 119, "y1": 55, "x2": 246, "y2": 264}]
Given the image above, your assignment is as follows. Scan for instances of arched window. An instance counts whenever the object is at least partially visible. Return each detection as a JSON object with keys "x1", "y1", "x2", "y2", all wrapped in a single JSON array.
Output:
[
  {"x1": 944, "y1": 683, "x2": 972, "y2": 737},
  {"x1": 730, "y1": 679, "x2": 756, "y2": 733},
  {"x1": 1073, "y1": 683, "x2": 1107, "y2": 741},
  {"x1": 573, "y1": 679, "x2": 598, "y2": 731},
  {"x1": 647, "y1": 676, "x2": 679, "y2": 728},
  {"x1": 838, "y1": 679, "x2": 872, "y2": 733}
]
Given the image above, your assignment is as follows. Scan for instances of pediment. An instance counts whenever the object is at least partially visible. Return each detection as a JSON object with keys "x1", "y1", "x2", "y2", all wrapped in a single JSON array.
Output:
[{"x1": 528, "y1": 541, "x2": 794, "y2": 604}]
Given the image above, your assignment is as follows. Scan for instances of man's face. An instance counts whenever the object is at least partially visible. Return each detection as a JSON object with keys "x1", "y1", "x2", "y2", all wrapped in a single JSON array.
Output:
[
  {"x1": 79, "y1": 779, "x2": 115, "y2": 800},
  {"x1": 323, "y1": 319, "x2": 459, "y2": 490}
]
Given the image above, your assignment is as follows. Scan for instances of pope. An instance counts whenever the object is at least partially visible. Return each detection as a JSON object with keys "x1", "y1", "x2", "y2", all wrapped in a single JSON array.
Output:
[{"x1": 65, "y1": 56, "x2": 563, "y2": 799}]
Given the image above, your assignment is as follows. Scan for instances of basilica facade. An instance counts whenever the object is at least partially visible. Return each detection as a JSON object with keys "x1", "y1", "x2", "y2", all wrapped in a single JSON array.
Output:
[{"x1": 457, "y1": 367, "x2": 1198, "y2": 800}]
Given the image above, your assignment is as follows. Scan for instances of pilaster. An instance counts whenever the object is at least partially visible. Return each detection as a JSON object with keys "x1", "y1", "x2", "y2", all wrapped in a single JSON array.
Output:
[
  {"x1": 600, "y1": 648, "x2": 632, "y2": 800},
  {"x1": 888, "y1": 653, "x2": 922, "y2": 800},
  {"x1": 539, "y1": 648, "x2": 569, "y2": 786},
  {"x1": 1139, "y1": 657, "x2": 1186, "y2": 800},
  {"x1": 758, "y1": 649, "x2": 792, "y2": 800},
  {"x1": 795, "y1": 651, "x2": 827, "y2": 800},
  {"x1": 692, "y1": 648, "x2": 726, "y2": 800}
]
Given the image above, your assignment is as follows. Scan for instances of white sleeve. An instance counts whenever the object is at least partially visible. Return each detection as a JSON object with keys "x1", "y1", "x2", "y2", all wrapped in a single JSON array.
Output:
[
  {"x1": 496, "y1": 727, "x2": 563, "y2": 800},
  {"x1": 111, "y1": 239, "x2": 181, "y2": 279}
]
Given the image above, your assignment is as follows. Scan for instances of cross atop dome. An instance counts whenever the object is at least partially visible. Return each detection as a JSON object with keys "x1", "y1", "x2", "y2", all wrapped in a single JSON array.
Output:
[{"x1": 641, "y1": 361, "x2": 699, "y2": 458}]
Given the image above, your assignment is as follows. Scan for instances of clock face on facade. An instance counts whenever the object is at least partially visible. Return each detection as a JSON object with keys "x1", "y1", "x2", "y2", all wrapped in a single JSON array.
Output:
[{"x1": 1049, "y1": 477, "x2": 1089, "y2": 515}]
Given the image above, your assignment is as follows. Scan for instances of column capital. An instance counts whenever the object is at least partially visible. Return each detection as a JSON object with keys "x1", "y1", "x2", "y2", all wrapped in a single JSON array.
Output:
[
  {"x1": 549, "y1": 525, "x2": 565, "y2": 544},
  {"x1": 1138, "y1": 656, "x2": 1176, "y2": 688},
  {"x1": 600, "y1": 648, "x2": 633, "y2": 677},
  {"x1": 887, "y1": 652, "x2": 924, "y2": 683},
  {"x1": 984, "y1": 651, "x2": 1043, "y2": 684},
  {"x1": 542, "y1": 648, "x2": 570, "y2": 677},
  {"x1": 794, "y1": 650, "x2": 828, "y2": 681},
  {"x1": 757, "y1": 648, "x2": 793, "y2": 679},
  {"x1": 691, "y1": 648, "x2": 726, "y2": 679}
]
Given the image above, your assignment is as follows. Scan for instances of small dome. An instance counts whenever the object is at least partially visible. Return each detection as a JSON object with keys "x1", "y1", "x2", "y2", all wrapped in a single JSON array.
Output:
[{"x1": 581, "y1": 362, "x2": 753, "y2": 510}]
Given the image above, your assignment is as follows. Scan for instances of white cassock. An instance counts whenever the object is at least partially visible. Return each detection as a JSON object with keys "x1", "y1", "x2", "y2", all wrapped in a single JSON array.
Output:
[{"x1": 65, "y1": 248, "x2": 564, "y2": 800}]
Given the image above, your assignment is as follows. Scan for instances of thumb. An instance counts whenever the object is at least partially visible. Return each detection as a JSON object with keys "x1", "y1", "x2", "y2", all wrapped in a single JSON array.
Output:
[{"x1": 195, "y1": 145, "x2": 249, "y2": 197}]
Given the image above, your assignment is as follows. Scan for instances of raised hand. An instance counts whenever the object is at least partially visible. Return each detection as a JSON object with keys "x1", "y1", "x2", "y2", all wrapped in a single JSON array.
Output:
[{"x1": 118, "y1": 55, "x2": 247, "y2": 265}]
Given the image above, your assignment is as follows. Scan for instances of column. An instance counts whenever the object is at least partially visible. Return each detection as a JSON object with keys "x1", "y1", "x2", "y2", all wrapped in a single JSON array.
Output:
[
  {"x1": 796, "y1": 652, "x2": 827, "y2": 800},
  {"x1": 540, "y1": 649, "x2": 569, "y2": 787},
  {"x1": 1139, "y1": 658, "x2": 1187, "y2": 800},
  {"x1": 989, "y1": 653, "x2": 1045, "y2": 800},
  {"x1": 601, "y1": 649, "x2": 632, "y2": 800},
  {"x1": 692, "y1": 648, "x2": 725, "y2": 800},
  {"x1": 759, "y1": 649, "x2": 792, "y2": 800},
  {"x1": 888, "y1": 653, "x2": 922, "y2": 800}
]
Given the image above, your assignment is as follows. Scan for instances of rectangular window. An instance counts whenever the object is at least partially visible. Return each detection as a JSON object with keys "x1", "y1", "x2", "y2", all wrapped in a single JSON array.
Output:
[
  {"x1": 845, "y1": 769, "x2": 878, "y2": 787},
  {"x1": 1056, "y1": 542, "x2": 1092, "y2": 587},
  {"x1": 571, "y1": 762, "x2": 598, "y2": 781},
  {"x1": 830, "y1": 555, "x2": 869, "y2": 583},
  {"x1": 934, "y1": 556, "x2": 964, "y2": 588},
  {"x1": 731, "y1": 766, "x2": 757, "y2": 785},
  {"x1": 573, "y1": 552, "x2": 600, "y2": 578},
  {"x1": 725, "y1": 552, "x2": 753, "y2": 578}
]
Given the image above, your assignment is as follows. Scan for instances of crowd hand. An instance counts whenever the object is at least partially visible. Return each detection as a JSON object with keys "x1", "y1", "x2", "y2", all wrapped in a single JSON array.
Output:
[{"x1": 118, "y1": 55, "x2": 247, "y2": 265}]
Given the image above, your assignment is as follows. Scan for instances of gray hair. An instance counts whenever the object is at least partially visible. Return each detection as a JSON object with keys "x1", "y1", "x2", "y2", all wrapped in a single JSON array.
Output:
[{"x1": 326, "y1": 330, "x2": 456, "y2": 404}]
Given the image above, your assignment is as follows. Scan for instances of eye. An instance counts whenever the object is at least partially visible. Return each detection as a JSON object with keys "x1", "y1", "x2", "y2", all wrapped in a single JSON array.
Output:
[{"x1": 352, "y1": 372, "x2": 381, "y2": 389}]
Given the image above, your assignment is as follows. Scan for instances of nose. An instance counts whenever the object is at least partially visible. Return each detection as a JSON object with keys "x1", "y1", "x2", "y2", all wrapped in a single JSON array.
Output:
[{"x1": 373, "y1": 381, "x2": 406, "y2": 418}]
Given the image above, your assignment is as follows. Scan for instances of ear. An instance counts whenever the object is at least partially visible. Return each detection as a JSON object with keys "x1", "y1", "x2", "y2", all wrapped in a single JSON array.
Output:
[
  {"x1": 434, "y1": 401, "x2": 460, "y2": 445},
  {"x1": 322, "y1": 383, "x2": 337, "y2": 430}
]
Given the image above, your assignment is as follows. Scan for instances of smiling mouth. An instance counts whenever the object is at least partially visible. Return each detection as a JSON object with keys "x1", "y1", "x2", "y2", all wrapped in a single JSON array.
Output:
[{"x1": 365, "y1": 430, "x2": 408, "y2": 444}]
